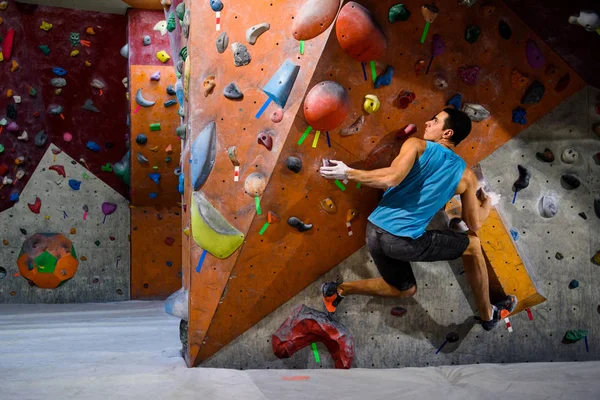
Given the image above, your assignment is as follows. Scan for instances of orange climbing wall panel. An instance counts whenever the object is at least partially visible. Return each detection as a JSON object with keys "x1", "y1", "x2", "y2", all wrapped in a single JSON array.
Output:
[
  {"x1": 130, "y1": 65, "x2": 182, "y2": 299},
  {"x1": 184, "y1": 0, "x2": 584, "y2": 366}
]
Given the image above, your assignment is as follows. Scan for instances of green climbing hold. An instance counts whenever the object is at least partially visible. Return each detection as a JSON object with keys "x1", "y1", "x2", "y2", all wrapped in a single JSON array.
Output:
[
  {"x1": 101, "y1": 163, "x2": 113, "y2": 172},
  {"x1": 179, "y1": 47, "x2": 188, "y2": 62},
  {"x1": 167, "y1": 12, "x2": 176, "y2": 32},
  {"x1": 39, "y1": 45, "x2": 50, "y2": 55},
  {"x1": 29, "y1": 87, "x2": 37, "y2": 97},
  {"x1": 176, "y1": 2, "x2": 185, "y2": 21},
  {"x1": 563, "y1": 329, "x2": 588, "y2": 343},
  {"x1": 0, "y1": 144, "x2": 4, "y2": 154},
  {"x1": 465, "y1": 24, "x2": 481, "y2": 44},
  {"x1": 150, "y1": 123, "x2": 161, "y2": 131},
  {"x1": 94, "y1": 240, "x2": 100, "y2": 246},
  {"x1": 165, "y1": 156, "x2": 172, "y2": 163},
  {"x1": 389, "y1": 4, "x2": 410, "y2": 23}
]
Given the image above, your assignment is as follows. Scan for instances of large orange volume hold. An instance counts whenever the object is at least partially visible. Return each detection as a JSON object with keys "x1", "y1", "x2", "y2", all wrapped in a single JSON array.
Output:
[
  {"x1": 335, "y1": 2, "x2": 387, "y2": 61},
  {"x1": 292, "y1": 0, "x2": 341, "y2": 41},
  {"x1": 303, "y1": 81, "x2": 350, "y2": 130}
]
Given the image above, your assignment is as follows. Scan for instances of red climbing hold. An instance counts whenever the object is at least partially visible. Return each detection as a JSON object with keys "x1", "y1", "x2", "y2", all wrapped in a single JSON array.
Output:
[
  {"x1": 27, "y1": 197, "x2": 41, "y2": 214},
  {"x1": 49, "y1": 165, "x2": 66, "y2": 177},
  {"x1": 2, "y1": 29, "x2": 15, "y2": 60},
  {"x1": 335, "y1": 2, "x2": 387, "y2": 62},
  {"x1": 272, "y1": 304, "x2": 354, "y2": 369},
  {"x1": 303, "y1": 81, "x2": 350, "y2": 130},
  {"x1": 164, "y1": 237, "x2": 175, "y2": 246},
  {"x1": 292, "y1": 0, "x2": 341, "y2": 41},
  {"x1": 0, "y1": 163, "x2": 8, "y2": 176}
]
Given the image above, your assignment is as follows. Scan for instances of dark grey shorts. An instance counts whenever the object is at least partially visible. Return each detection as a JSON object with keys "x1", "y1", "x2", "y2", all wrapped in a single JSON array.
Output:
[{"x1": 366, "y1": 221, "x2": 470, "y2": 291}]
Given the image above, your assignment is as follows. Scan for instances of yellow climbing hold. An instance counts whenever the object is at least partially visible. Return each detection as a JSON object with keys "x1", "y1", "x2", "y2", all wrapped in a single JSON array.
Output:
[
  {"x1": 152, "y1": 166, "x2": 159, "y2": 170},
  {"x1": 70, "y1": 50, "x2": 80, "y2": 57},
  {"x1": 85, "y1": 60, "x2": 91, "y2": 67},
  {"x1": 80, "y1": 256, "x2": 87, "y2": 261},
  {"x1": 10, "y1": 60, "x2": 18, "y2": 72},
  {"x1": 70, "y1": 227, "x2": 76, "y2": 234},
  {"x1": 125, "y1": 92, "x2": 130, "y2": 101},
  {"x1": 363, "y1": 94, "x2": 380, "y2": 114},
  {"x1": 6, "y1": 89, "x2": 13, "y2": 97},
  {"x1": 40, "y1": 21, "x2": 53, "y2": 31},
  {"x1": 156, "y1": 50, "x2": 171, "y2": 63},
  {"x1": 0, "y1": 16, "x2": 4, "y2": 25},
  {"x1": 86, "y1": 27, "x2": 95, "y2": 35},
  {"x1": 183, "y1": 227, "x2": 190, "y2": 236},
  {"x1": 150, "y1": 146, "x2": 159, "y2": 152},
  {"x1": 55, "y1": 89, "x2": 62, "y2": 95},
  {"x1": 0, "y1": 52, "x2": 3, "y2": 62},
  {"x1": 45, "y1": 215, "x2": 50, "y2": 220},
  {"x1": 0, "y1": 2, "x2": 7, "y2": 10}
]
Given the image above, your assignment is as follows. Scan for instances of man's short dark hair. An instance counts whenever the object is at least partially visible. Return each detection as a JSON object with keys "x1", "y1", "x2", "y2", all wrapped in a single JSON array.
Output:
[{"x1": 442, "y1": 108, "x2": 472, "y2": 146}]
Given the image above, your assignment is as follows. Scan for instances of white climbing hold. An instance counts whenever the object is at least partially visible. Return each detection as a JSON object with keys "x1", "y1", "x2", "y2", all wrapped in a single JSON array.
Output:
[
  {"x1": 13, "y1": 95, "x2": 21, "y2": 104},
  {"x1": 246, "y1": 23, "x2": 270, "y2": 45},
  {"x1": 91, "y1": 79, "x2": 106, "y2": 89},
  {"x1": 539, "y1": 195, "x2": 558, "y2": 218},
  {"x1": 561, "y1": 147, "x2": 579, "y2": 164},
  {"x1": 120, "y1": 44, "x2": 129, "y2": 58},
  {"x1": 17, "y1": 131, "x2": 28, "y2": 141},
  {"x1": 122, "y1": 77, "x2": 128, "y2": 89},
  {"x1": 154, "y1": 20, "x2": 168, "y2": 36}
]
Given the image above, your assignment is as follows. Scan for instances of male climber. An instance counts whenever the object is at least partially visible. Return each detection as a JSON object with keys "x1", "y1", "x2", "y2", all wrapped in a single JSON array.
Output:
[{"x1": 319, "y1": 108, "x2": 516, "y2": 331}]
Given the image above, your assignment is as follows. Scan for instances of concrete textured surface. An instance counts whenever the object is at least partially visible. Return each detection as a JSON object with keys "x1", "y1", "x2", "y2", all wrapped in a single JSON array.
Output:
[
  {"x1": 202, "y1": 87, "x2": 600, "y2": 369},
  {"x1": 0, "y1": 144, "x2": 130, "y2": 303}
]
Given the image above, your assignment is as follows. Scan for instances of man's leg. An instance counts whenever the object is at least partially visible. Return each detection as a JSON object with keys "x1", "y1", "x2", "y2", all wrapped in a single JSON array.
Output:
[
  {"x1": 461, "y1": 233, "x2": 493, "y2": 321},
  {"x1": 338, "y1": 278, "x2": 416, "y2": 298}
]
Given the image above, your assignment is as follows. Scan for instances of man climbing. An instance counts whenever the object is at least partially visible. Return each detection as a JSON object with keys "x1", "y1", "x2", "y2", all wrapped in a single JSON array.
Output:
[{"x1": 319, "y1": 108, "x2": 516, "y2": 331}]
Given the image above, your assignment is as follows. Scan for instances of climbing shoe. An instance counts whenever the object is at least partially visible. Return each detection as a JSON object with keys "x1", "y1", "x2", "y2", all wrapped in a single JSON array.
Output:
[
  {"x1": 321, "y1": 279, "x2": 344, "y2": 315},
  {"x1": 480, "y1": 295, "x2": 518, "y2": 331}
]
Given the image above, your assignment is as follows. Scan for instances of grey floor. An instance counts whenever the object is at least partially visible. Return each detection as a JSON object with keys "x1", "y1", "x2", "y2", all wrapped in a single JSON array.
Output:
[{"x1": 202, "y1": 86, "x2": 600, "y2": 369}]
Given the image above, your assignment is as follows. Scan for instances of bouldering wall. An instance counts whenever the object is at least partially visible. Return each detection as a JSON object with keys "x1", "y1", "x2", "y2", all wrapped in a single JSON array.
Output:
[
  {"x1": 0, "y1": 144, "x2": 130, "y2": 303},
  {"x1": 127, "y1": 8, "x2": 182, "y2": 300},
  {"x1": 181, "y1": 0, "x2": 586, "y2": 367}
]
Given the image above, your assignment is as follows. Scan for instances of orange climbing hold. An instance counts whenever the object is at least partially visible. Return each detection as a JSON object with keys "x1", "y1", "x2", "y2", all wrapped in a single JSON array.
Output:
[
  {"x1": 70, "y1": 228, "x2": 76, "y2": 234},
  {"x1": 86, "y1": 27, "x2": 96, "y2": 35},
  {"x1": 511, "y1": 68, "x2": 530, "y2": 90},
  {"x1": 268, "y1": 211, "x2": 280, "y2": 223},
  {"x1": 335, "y1": 2, "x2": 387, "y2": 62}
]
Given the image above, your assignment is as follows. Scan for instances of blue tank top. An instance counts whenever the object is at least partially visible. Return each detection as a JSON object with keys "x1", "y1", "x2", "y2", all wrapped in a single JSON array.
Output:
[{"x1": 368, "y1": 141, "x2": 466, "y2": 239}]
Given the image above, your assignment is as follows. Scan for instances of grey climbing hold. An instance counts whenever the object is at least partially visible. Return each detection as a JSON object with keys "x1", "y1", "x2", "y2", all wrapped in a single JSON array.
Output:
[
  {"x1": 209, "y1": 0, "x2": 223, "y2": 12},
  {"x1": 136, "y1": 134, "x2": 147, "y2": 145},
  {"x1": 137, "y1": 152, "x2": 149, "y2": 164},
  {"x1": 561, "y1": 174, "x2": 580, "y2": 190},
  {"x1": 216, "y1": 32, "x2": 229, "y2": 53},
  {"x1": 176, "y1": 2, "x2": 185, "y2": 20},
  {"x1": 51, "y1": 78, "x2": 66, "y2": 87},
  {"x1": 288, "y1": 216, "x2": 312, "y2": 232},
  {"x1": 150, "y1": 71, "x2": 161, "y2": 81},
  {"x1": 48, "y1": 105, "x2": 63, "y2": 115},
  {"x1": 91, "y1": 79, "x2": 105, "y2": 89},
  {"x1": 232, "y1": 42, "x2": 251, "y2": 67},
  {"x1": 176, "y1": 124, "x2": 186, "y2": 140},
  {"x1": 246, "y1": 23, "x2": 270, "y2": 45},
  {"x1": 143, "y1": 35, "x2": 151, "y2": 46},
  {"x1": 182, "y1": 10, "x2": 190, "y2": 38},
  {"x1": 461, "y1": 103, "x2": 490, "y2": 122},
  {"x1": 166, "y1": 85, "x2": 176, "y2": 96},
  {"x1": 191, "y1": 122, "x2": 217, "y2": 190},
  {"x1": 286, "y1": 156, "x2": 302, "y2": 173},
  {"x1": 223, "y1": 82, "x2": 243, "y2": 100},
  {"x1": 136, "y1": 88, "x2": 156, "y2": 107},
  {"x1": 539, "y1": 195, "x2": 558, "y2": 218},
  {"x1": 34, "y1": 130, "x2": 48, "y2": 147},
  {"x1": 120, "y1": 44, "x2": 129, "y2": 58},
  {"x1": 82, "y1": 99, "x2": 100, "y2": 112},
  {"x1": 178, "y1": 105, "x2": 185, "y2": 118},
  {"x1": 522, "y1": 81, "x2": 545, "y2": 105},
  {"x1": 164, "y1": 99, "x2": 178, "y2": 107}
]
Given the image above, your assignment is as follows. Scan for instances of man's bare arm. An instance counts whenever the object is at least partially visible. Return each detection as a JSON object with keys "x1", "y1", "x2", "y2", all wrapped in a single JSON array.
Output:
[{"x1": 459, "y1": 170, "x2": 492, "y2": 232}]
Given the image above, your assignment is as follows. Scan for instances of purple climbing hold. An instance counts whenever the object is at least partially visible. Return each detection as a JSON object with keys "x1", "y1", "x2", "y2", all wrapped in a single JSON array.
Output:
[
  {"x1": 150, "y1": 71, "x2": 161, "y2": 81},
  {"x1": 512, "y1": 107, "x2": 527, "y2": 125},
  {"x1": 6, "y1": 121, "x2": 19, "y2": 132},
  {"x1": 432, "y1": 34, "x2": 445, "y2": 57},
  {"x1": 102, "y1": 202, "x2": 117, "y2": 216},
  {"x1": 526, "y1": 40, "x2": 545, "y2": 69},
  {"x1": 457, "y1": 65, "x2": 480, "y2": 85}
]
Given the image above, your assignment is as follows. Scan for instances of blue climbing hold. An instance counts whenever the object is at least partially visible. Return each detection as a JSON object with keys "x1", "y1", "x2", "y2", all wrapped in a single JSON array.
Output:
[
  {"x1": 52, "y1": 67, "x2": 67, "y2": 76},
  {"x1": 512, "y1": 107, "x2": 527, "y2": 125},
  {"x1": 447, "y1": 93, "x2": 462, "y2": 110},
  {"x1": 178, "y1": 173, "x2": 184, "y2": 194},
  {"x1": 9, "y1": 192, "x2": 19, "y2": 202},
  {"x1": 136, "y1": 134, "x2": 147, "y2": 145},
  {"x1": 149, "y1": 173, "x2": 161, "y2": 184},
  {"x1": 569, "y1": 279, "x2": 579, "y2": 289},
  {"x1": 149, "y1": 192, "x2": 158, "y2": 199},
  {"x1": 86, "y1": 141, "x2": 101, "y2": 152},
  {"x1": 68, "y1": 179, "x2": 81, "y2": 190},
  {"x1": 191, "y1": 122, "x2": 217, "y2": 190},
  {"x1": 209, "y1": 0, "x2": 224, "y2": 12},
  {"x1": 166, "y1": 261, "x2": 173, "y2": 267},
  {"x1": 262, "y1": 59, "x2": 300, "y2": 108},
  {"x1": 374, "y1": 66, "x2": 394, "y2": 89},
  {"x1": 164, "y1": 99, "x2": 178, "y2": 108},
  {"x1": 509, "y1": 228, "x2": 519, "y2": 241}
]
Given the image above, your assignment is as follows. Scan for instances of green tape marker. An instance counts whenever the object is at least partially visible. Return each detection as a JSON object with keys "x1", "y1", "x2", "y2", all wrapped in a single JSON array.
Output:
[
  {"x1": 150, "y1": 123, "x2": 161, "y2": 131},
  {"x1": 299, "y1": 40, "x2": 305, "y2": 55},
  {"x1": 356, "y1": 182, "x2": 361, "y2": 189},
  {"x1": 420, "y1": 22, "x2": 430, "y2": 44},
  {"x1": 370, "y1": 61, "x2": 377, "y2": 82},
  {"x1": 334, "y1": 180, "x2": 346, "y2": 191},
  {"x1": 259, "y1": 222, "x2": 269, "y2": 235},
  {"x1": 298, "y1": 126, "x2": 312, "y2": 145},
  {"x1": 255, "y1": 196, "x2": 262, "y2": 215},
  {"x1": 311, "y1": 343, "x2": 320, "y2": 363}
]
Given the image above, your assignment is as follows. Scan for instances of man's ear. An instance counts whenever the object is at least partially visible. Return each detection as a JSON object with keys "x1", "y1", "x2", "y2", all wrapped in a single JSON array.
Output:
[{"x1": 443, "y1": 128, "x2": 454, "y2": 139}]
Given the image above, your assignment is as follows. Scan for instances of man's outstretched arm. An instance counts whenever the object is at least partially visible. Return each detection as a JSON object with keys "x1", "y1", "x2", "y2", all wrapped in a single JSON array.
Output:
[
  {"x1": 319, "y1": 138, "x2": 423, "y2": 190},
  {"x1": 460, "y1": 170, "x2": 492, "y2": 232}
]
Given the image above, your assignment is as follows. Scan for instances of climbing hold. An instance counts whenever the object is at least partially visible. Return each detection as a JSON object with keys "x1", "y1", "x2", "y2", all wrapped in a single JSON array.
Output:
[
  {"x1": 498, "y1": 20, "x2": 511, "y2": 39},
  {"x1": 561, "y1": 147, "x2": 579, "y2": 164},
  {"x1": 292, "y1": 0, "x2": 340, "y2": 41},
  {"x1": 288, "y1": 217, "x2": 313, "y2": 232},
  {"x1": 320, "y1": 198, "x2": 337, "y2": 214},
  {"x1": 447, "y1": 93, "x2": 462, "y2": 109},
  {"x1": 209, "y1": 0, "x2": 223, "y2": 12},
  {"x1": 167, "y1": 12, "x2": 176, "y2": 32},
  {"x1": 48, "y1": 105, "x2": 63, "y2": 115},
  {"x1": 433, "y1": 75, "x2": 448, "y2": 90},
  {"x1": 118, "y1": 44, "x2": 129, "y2": 59},
  {"x1": 522, "y1": 81, "x2": 545, "y2": 105},
  {"x1": 179, "y1": 47, "x2": 187, "y2": 62},
  {"x1": 150, "y1": 123, "x2": 161, "y2": 131},
  {"x1": 69, "y1": 32, "x2": 80, "y2": 47},
  {"x1": 591, "y1": 250, "x2": 600, "y2": 265},
  {"x1": 10, "y1": 59, "x2": 18, "y2": 72},
  {"x1": 510, "y1": 228, "x2": 519, "y2": 241},
  {"x1": 165, "y1": 156, "x2": 172, "y2": 163},
  {"x1": 63, "y1": 132, "x2": 72, "y2": 142},
  {"x1": 555, "y1": 74, "x2": 570, "y2": 93},
  {"x1": 561, "y1": 174, "x2": 580, "y2": 190},
  {"x1": 568, "y1": 10, "x2": 600, "y2": 32},
  {"x1": 511, "y1": 69, "x2": 530, "y2": 90},
  {"x1": 6, "y1": 121, "x2": 19, "y2": 132},
  {"x1": 49, "y1": 165, "x2": 66, "y2": 177},
  {"x1": 461, "y1": 104, "x2": 490, "y2": 122},
  {"x1": 391, "y1": 306, "x2": 407, "y2": 317},
  {"x1": 28, "y1": 86, "x2": 37, "y2": 98},
  {"x1": 7, "y1": 103, "x2": 16, "y2": 119},
  {"x1": 154, "y1": 20, "x2": 168, "y2": 36},
  {"x1": 421, "y1": 4, "x2": 439, "y2": 23},
  {"x1": 91, "y1": 79, "x2": 105, "y2": 89},
  {"x1": 51, "y1": 78, "x2": 67, "y2": 87},
  {"x1": 156, "y1": 50, "x2": 171, "y2": 63},
  {"x1": 364, "y1": 94, "x2": 380, "y2": 114},
  {"x1": 214, "y1": 32, "x2": 229, "y2": 56},
  {"x1": 150, "y1": 71, "x2": 161, "y2": 81},
  {"x1": 176, "y1": 125, "x2": 186, "y2": 140},
  {"x1": 39, "y1": 45, "x2": 50, "y2": 55},
  {"x1": 3, "y1": 176, "x2": 13, "y2": 186},
  {"x1": 166, "y1": 85, "x2": 176, "y2": 96},
  {"x1": 223, "y1": 82, "x2": 243, "y2": 100},
  {"x1": 536, "y1": 148, "x2": 555, "y2": 163},
  {"x1": 526, "y1": 40, "x2": 545, "y2": 69},
  {"x1": 227, "y1": 146, "x2": 239, "y2": 166},
  {"x1": 149, "y1": 173, "x2": 161, "y2": 184},
  {"x1": 176, "y1": 1, "x2": 185, "y2": 20},
  {"x1": 263, "y1": 59, "x2": 300, "y2": 108},
  {"x1": 286, "y1": 156, "x2": 302, "y2": 173},
  {"x1": 27, "y1": 197, "x2": 41, "y2": 214},
  {"x1": 191, "y1": 122, "x2": 217, "y2": 190},
  {"x1": 340, "y1": 115, "x2": 365, "y2": 137},
  {"x1": 136, "y1": 89, "x2": 156, "y2": 107},
  {"x1": 244, "y1": 172, "x2": 267, "y2": 197},
  {"x1": 203, "y1": 76, "x2": 216, "y2": 97},
  {"x1": 70, "y1": 50, "x2": 79, "y2": 57},
  {"x1": 82, "y1": 99, "x2": 100, "y2": 112},
  {"x1": 192, "y1": 191, "x2": 245, "y2": 259},
  {"x1": 465, "y1": 25, "x2": 481, "y2": 43},
  {"x1": 594, "y1": 151, "x2": 600, "y2": 165},
  {"x1": 232, "y1": 42, "x2": 251, "y2": 67},
  {"x1": 35, "y1": 131, "x2": 48, "y2": 147},
  {"x1": 0, "y1": 1, "x2": 7, "y2": 9},
  {"x1": 2, "y1": 29, "x2": 14, "y2": 59},
  {"x1": 143, "y1": 35, "x2": 151, "y2": 46},
  {"x1": 85, "y1": 26, "x2": 95, "y2": 35},
  {"x1": 513, "y1": 165, "x2": 531, "y2": 192},
  {"x1": 539, "y1": 195, "x2": 558, "y2": 218},
  {"x1": 150, "y1": 146, "x2": 158, "y2": 152},
  {"x1": 595, "y1": 196, "x2": 600, "y2": 219},
  {"x1": 15, "y1": 170, "x2": 25, "y2": 180},
  {"x1": 6, "y1": 89, "x2": 13, "y2": 97},
  {"x1": 392, "y1": 90, "x2": 415, "y2": 110},
  {"x1": 182, "y1": 10, "x2": 190, "y2": 38},
  {"x1": 579, "y1": 212, "x2": 588, "y2": 220},
  {"x1": 388, "y1": 4, "x2": 411, "y2": 23},
  {"x1": 374, "y1": 66, "x2": 394, "y2": 88},
  {"x1": 268, "y1": 211, "x2": 280, "y2": 223},
  {"x1": 457, "y1": 65, "x2": 480, "y2": 85},
  {"x1": 346, "y1": 209, "x2": 358, "y2": 223},
  {"x1": 568, "y1": 280, "x2": 579, "y2": 289},
  {"x1": 246, "y1": 23, "x2": 270, "y2": 45},
  {"x1": 85, "y1": 61, "x2": 91, "y2": 67},
  {"x1": 17, "y1": 131, "x2": 27, "y2": 141},
  {"x1": 512, "y1": 107, "x2": 527, "y2": 125},
  {"x1": 68, "y1": 179, "x2": 82, "y2": 190},
  {"x1": 257, "y1": 131, "x2": 274, "y2": 151},
  {"x1": 101, "y1": 164, "x2": 113, "y2": 172},
  {"x1": 304, "y1": 81, "x2": 350, "y2": 130},
  {"x1": 52, "y1": 67, "x2": 67, "y2": 77},
  {"x1": 164, "y1": 99, "x2": 177, "y2": 107},
  {"x1": 336, "y1": 2, "x2": 387, "y2": 62}
]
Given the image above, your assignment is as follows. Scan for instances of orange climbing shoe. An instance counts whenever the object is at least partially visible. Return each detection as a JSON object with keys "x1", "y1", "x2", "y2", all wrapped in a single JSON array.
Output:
[{"x1": 321, "y1": 280, "x2": 344, "y2": 315}]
